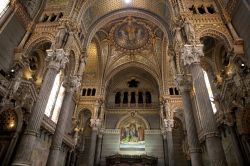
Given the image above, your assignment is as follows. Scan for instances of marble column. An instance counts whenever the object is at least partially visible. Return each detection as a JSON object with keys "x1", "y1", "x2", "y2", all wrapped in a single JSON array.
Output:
[
  {"x1": 95, "y1": 131, "x2": 104, "y2": 166},
  {"x1": 229, "y1": 126, "x2": 245, "y2": 166},
  {"x1": 46, "y1": 76, "x2": 80, "y2": 166},
  {"x1": 88, "y1": 118, "x2": 101, "y2": 166},
  {"x1": 164, "y1": 118, "x2": 174, "y2": 166},
  {"x1": 12, "y1": 49, "x2": 68, "y2": 166},
  {"x1": 181, "y1": 44, "x2": 227, "y2": 166},
  {"x1": 175, "y1": 74, "x2": 203, "y2": 166},
  {"x1": 162, "y1": 131, "x2": 169, "y2": 166}
]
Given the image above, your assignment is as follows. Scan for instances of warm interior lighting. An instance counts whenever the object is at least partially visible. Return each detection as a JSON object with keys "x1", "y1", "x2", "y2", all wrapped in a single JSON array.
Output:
[
  {"x1": 8, "y1": 121, "x2": 15, "y2": 128},
  {"x1": 124, "y1": 0, "x2": 132, "y2": 4}
]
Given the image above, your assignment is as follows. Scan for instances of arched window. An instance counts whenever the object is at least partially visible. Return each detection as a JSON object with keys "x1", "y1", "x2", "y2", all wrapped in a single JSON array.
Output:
[
  {"x1": 87, "y1": 88, "x2": 91, "y2": 96},
  {"x1": 123, "y1": 92, "x2": 128, "y2": 104},
  {"x1": 174, "y1": 88, "x2": 179, "y2": 95},
  {"x1": 82, "y1": 89, "x2": 86, "y2": 96},
  {"x1": 203, "y1": 70, "x2": 217, "y2": 113},
  {"x1": 45, "y1": 73, "x2": 65, "y2": 123},
  {"x1": 92, "y1": 89, "x2": 96, "y2": 96},
  {"x1": 145, "y1": 91, "x2": 152, "y2": 104},
  {"x1": 115, "y1": 92, "x2": 121, "y2": 104},
  {"x1": 131, "y1": 92, "x2": 136, "y2": 103},
  {"x1": 138, "y1": 92, "x2": 143, "y2": 104},
  {"x1": 0, "y1": 0, "x2": 10, "y2": 18},
  {"x1": 169, "y1": 88, "x2": 174, "y2": 95}
]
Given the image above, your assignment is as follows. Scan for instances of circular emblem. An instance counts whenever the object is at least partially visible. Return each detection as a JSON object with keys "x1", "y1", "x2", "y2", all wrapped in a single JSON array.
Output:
[{"x1": 111, "y1": 18, "x2": 151, "y2": 53}]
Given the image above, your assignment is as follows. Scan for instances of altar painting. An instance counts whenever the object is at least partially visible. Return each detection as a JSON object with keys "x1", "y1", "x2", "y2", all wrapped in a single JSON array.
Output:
[{"x1": 119, "y1": 119, "x2": 145, "y2": 151}]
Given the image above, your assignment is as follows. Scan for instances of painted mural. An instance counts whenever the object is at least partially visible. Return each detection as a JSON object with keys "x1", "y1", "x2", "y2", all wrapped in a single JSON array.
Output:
[{"x1": 119, "y1": 117, "x2": 146, "y2": 151}]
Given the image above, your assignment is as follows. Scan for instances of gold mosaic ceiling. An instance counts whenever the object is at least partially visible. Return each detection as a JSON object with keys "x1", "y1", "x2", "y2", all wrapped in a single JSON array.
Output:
[
  {"x1": 83, "y1": 0, "x2": 169, "y2": 30},
  {"x1": 110, "y1": 17, "x2": 153, "y2": 54}
]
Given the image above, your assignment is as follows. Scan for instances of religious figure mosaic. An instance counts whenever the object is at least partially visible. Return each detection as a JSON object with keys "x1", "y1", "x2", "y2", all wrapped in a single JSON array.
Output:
[
  {"x1": 111, "y1": 17, "x2": 151, "y2": 54},
  {"x1": 119, "y1": 117, "x2": 145, "y2": 151}
]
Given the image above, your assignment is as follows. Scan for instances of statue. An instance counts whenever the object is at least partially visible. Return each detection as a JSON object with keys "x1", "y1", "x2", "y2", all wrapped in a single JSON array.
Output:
[
  {"x1": 182, "y1": 18, "x2": 195, "y2": 44},
  {"x1": 54, "y1": 24, "x2": 68, "y2": 49},
  {"x1": 174, "y1": 27, "x2": 183, "y2": 44}
]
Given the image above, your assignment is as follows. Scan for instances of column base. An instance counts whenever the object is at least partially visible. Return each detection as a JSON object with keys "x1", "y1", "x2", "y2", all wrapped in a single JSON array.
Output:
[{"x1": 206, "y1": 136, "x2": 228, "y2": 166}]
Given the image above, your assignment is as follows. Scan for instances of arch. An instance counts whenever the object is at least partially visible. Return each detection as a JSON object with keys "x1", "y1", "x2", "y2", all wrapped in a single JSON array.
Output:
[
  {"x1": 104, "y1": 62, "x2": 161, "y2": 91},
  {"x1": 76, "y1": 106, "x2": 93, "y2": 118},
  {"x1": 23, "y1": 32, "x2": 54, "y2": 56},
  {"x1": 116, "y1": 113, "x2": 150, "y2": 130},
  {"x1": 0, "y1": 106, "x2": 23, "y2": 133},
  {"x1": 83, "y1": 9, "x2": 171, "y2": 49},
  {"x1": 198, "y1": 28, "x2": 233, "y2": 51}
]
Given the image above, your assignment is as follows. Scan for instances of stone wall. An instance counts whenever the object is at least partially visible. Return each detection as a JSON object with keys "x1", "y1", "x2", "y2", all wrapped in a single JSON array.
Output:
[
  {"x1": 0, "y1": 13, "x2": 25, "y2": 72},
  {"x1": 232, "y1": 0, "x2": 250, "y2": 63},
  {"x1": 100, "y1": 133, "x2": 120, "y2": 165},
  {"x1": 145, "y1": 133, "x2": 165, "y2": 166}
]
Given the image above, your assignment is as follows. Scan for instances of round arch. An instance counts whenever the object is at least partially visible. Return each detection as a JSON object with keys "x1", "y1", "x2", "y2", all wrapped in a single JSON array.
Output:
[
  {"x1": 116, "y1": 113, "x2": 150, "y2": 130},
  {"x1": 104, "y1": 62, "x2": 161, "y2": 93},
  {"x1": 23, "y1": 32, "x2": 54, "y2": 57},
  {"x1": 82, "y1": 9, "x2": 171, "y2": 49},
  {"x1": 197, "y1": 28, "x2": 233, "y2": 51}
]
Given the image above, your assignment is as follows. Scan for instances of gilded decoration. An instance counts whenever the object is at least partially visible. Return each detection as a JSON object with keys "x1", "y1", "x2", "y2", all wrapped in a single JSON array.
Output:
[{"x1": 110, "y1": 17, "x2": 152, "y2": 54}]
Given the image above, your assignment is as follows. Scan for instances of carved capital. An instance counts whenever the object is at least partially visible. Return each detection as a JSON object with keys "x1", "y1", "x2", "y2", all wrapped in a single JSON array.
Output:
[
  {"x1": 63, "y1": 76, "x2": 81, "y2": 92},
  {"x1": 46, "y1": 49, "x2": 69, "y2": 71},
  {"x1": 181, "y1": 44, "x2": 204, "y2": 66},
  {"x1": 164, "y1": 118, "x2": 174, "y2": 132},
  {"x1": 90, "y1": 118, "x2": 102, "y2": 130},
  {"x1": 175, "y1": 74, "x2": 192, "y2": 92}
]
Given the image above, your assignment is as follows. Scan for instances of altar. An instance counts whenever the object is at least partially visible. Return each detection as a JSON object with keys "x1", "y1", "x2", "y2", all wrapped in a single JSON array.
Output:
[{"x1": 106, "y1": 154, "x2": 158, "y2": 166}]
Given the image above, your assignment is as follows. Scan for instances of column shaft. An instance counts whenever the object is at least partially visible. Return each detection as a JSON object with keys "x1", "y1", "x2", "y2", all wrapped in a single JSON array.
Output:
[
  {"x1": 88, "y1": 128, "x2": 98, "y2": 166},
  {"x1": 163, "y1": 135, "x2": 169, "y2": 166},
  {"x1": 46, "y1": 79, "x2": 77, "y2": 166},
  {"x1": 12, "y1": 49, "x2": 68, "y2": 166},
  {"x1": 12, "y1": 68, "x2": 59, "y2": 166},
  {"x1": 180, "y1": 86, "x2": 203, "y2": 165},
  {"x1": 190, "y1": 64, "x2": 227, "y2": 165},
  {"x1": 166, "y1": 131, "x2": 174, "y2": 166},
  {"x1": 95, "y1": 134, "x2": 103, "y2": 166},
  {"x1": 229, "y1": 126, "x2": 245, "y2": 166}
]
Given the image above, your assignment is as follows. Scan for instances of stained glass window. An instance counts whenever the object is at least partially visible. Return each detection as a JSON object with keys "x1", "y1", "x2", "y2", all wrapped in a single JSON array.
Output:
[{"x1": 0, "y1": 0, "x2": 10, "y2": 18}]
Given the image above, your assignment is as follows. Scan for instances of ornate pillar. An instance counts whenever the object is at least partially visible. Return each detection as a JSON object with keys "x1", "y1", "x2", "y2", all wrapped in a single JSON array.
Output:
[
  {"x1": 181, "y1": 44, "x2": 228, "y2": 166},
  {"x1": 46, "y1": 76, "x2": 80, "y2": 166},
  {"x1": 175, "y1": 74, "x2": 203, "y2": 166},
  {"x1": 12, "y1": 49, "x2": 68, "y2": 166},
  {"x1": 143, "y1": 92, "x2": 146, "y2": 107},
  {"x1": 95, "y1": 129, "x2": 104, "y2": 166},
  {"x1": 229, "y1": 126, "x2": 245, "y2": 166},
  {"x1": 163, "y1": 118, "x2": 174, "y2": 166},
  {"x1": 88, "y1": 118, "x2": 101, "y2": 166},
  {"x1": 121, "y1": 91, "x2": 124, "y2": 106},
  {"x1": 162, "y1": 131, "x2": 169, "y2": 166},
  {"x1": 95, "y1": 103, "x2": 105, "y2": 165},
  {"x1": 135, "y1": 92, "x2": 138, "y2": 106}
]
